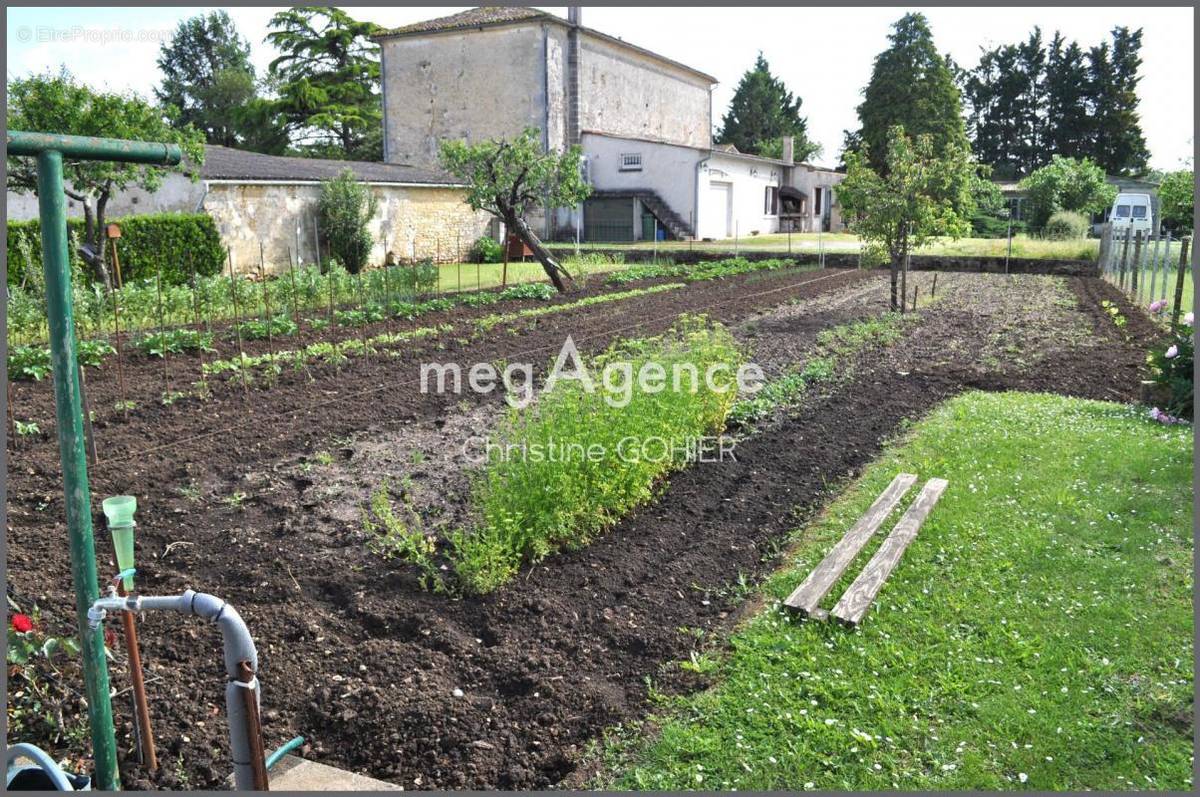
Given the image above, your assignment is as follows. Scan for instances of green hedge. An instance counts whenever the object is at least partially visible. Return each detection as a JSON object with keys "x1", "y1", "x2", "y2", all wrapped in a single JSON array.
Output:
[{"x1": 7, "y1": 212, "x2": 225, "y2": 287}]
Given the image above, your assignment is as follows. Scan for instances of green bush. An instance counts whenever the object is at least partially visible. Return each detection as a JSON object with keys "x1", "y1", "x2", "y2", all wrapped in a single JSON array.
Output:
[
  {"x1": 1043, "y1": 211, "x2": 1089, "y2": 241},
  {"x1": 448, "y1": 316, "x2": 744, "y2": 593},
  {"x1": 318, "y1": 170, "x2": 378, "y2": 275},
  {"x1": 7, "y1": 213, "x2": 225, "y2": 288},
  {"x1": 470, "y1": 236, "x2": 504, "y2": 263}
]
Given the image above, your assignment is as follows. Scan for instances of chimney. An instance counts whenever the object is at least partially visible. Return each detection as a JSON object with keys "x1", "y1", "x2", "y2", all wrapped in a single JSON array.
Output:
[
  {"x1": 781, "y1": 136, "x2": 795, "y2": 165},
  {"x1": 566, "y1": 7, "x2": 582, "y2": 147}
]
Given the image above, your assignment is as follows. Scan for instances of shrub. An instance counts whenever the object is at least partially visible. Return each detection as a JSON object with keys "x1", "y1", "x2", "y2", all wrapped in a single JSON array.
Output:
[
  {"x1": 7, "y1": 213, "x2": 225, "y2": 288},
  {"x1": 318, "y1": 170, "x2": 379, "y2": 275},
  {"x1": 1043, "y1": 211, "x2": 1089, "y2": 240},
  {"x1": 1147, "y1": 312, "x2": 1194, "y2": 418},
  {"x1": 448, "y1": 316, "x2": 744, "y2": 593},
  {"x1": 470, "y1": 236, "x2": 504, "y2": 263}
]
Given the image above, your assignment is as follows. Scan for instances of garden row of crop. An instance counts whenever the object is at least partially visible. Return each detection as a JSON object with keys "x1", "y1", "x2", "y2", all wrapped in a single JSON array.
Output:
[
  {"x1": 364, "y1": 315, "x2": 745, "y2": 593},
  {"x1": 605, "y1": 257, "x2": 811, "y2": 285}
]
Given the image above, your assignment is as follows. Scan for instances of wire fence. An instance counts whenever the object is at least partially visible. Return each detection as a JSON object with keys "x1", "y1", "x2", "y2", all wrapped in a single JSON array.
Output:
[{"x1": 1097, "y1": 224, "x2": 1195, "y2": 322}]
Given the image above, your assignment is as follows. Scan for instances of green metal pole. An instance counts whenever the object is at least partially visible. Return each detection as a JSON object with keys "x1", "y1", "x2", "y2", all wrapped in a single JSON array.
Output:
[{"x1": 36, "y1": 149, "x2": 121, "y2": 790}]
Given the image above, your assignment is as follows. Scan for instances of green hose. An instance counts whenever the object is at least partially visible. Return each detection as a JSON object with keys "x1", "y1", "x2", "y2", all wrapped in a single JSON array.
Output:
[{"x1": 265, "y1": 736, "x2": 305, "y2": 771}]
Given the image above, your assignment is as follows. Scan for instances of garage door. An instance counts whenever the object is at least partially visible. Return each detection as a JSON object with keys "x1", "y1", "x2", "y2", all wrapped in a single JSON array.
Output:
[{"x1": 584, "y1": 198, "x2": 633, "y2": 242}]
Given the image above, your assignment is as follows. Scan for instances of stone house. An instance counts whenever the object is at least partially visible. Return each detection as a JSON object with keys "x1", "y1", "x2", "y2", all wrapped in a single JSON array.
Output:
[
  {"x1": 374, "y1": 6, "x2": 844, "y2": 242},
  {"x1": 6, "y1": 145, "x2": 488, "y2": 275}
]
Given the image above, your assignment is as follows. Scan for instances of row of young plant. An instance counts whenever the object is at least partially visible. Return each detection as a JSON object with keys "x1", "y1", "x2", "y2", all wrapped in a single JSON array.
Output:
[
  {"x1": 6, "y1": 260, "x2": 442, "y2": 346},
  {"x1": 605, "y1": 257, "x2": 809, "y2": 286},
  {"x1": 200, "y1": 283, "x2": 685, "y2": 382},
  {"x1": 6, "y1": 279, "x2": 561, "y2": 382},
  {"x1": 364, "y1": 315, "x2": 745, "y2": 593}
]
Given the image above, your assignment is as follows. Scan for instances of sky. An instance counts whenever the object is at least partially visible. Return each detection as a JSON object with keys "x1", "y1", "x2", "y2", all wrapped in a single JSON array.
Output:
[{"x1": 6, "y1": 5, "x2": 1195, "y2": 170}]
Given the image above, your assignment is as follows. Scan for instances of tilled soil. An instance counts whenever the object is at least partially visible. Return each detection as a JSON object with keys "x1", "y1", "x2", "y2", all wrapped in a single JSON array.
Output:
[{"x1": 5, "y1": 270, "x2": 1159, "y2": 790}]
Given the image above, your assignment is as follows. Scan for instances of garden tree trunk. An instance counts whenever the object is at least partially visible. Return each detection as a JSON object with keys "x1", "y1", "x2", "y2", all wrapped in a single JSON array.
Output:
[
  {"x1": 505, "y1": 212, "x2": 575, "y2": 293},
  {"x1": 75, "y1": 188, "x2": 114, "y2": 289}
]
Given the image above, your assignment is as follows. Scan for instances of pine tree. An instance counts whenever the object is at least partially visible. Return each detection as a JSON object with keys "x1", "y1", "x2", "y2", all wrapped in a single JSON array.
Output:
[
  {"x1": 852, "y1": 13, "x2": 969, "y2": 173},
  {"x1": 717, "y1": 53, "x2": 818, "y2": 161},
  {"x1": 156, "y1": 11, "x2": 257, "y2": 147},
  {"x1": 1044, "y1": 33, "x2": 1091, "y2": 159}
]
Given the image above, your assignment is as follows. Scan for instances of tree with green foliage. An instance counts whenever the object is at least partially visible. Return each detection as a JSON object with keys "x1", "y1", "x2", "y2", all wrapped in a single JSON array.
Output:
[
  {"x1": 1019, "y1": 155, "x2": 1116, "y2": 230},
  {"x1": 967, "y1": 169, "x2": 1013, "y2": 238},
  {"x1": 1088, "y1": 27, "x2": 1150, "y2": 176},
  {"x1": 961, "y1": 29, "x2": 1048, "y2": 178},
  {"x1": 1044, "y1": 33, "x2": 1092, "y2": 160},
  {"x1": 266, "y1": 6, "x2": 382, "y2": 160},
  {"x1": 156, "y1": 11, "x2": 260, "y2": 147},
  {"x1": 1158, "y1": 170, "x2": 1194, "y2": 233},
  {"x1": 717, "y1": 53, "x2": 818, "y2": 161},
  {"x1": 440, "y1": 129, "x2": 591, "y2": 293},
  {"x1": 852, "y1": 13, "x2": 969, "y2": 173},
  {"x1": 837, "y1": 125, "x2": 974, "y2": 310},
  {"x1": 6, "y1": 70, "x2": 205, "y2": 287},
  {"x1": 318, "y1": 169, "x2": 379, "y2": 274}
]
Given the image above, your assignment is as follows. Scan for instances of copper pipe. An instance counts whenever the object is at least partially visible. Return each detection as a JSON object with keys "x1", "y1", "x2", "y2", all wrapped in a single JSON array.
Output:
[
  {"x1": 238, "y1": 660, "x2": 270, "y2": 790},
  {"x1": 110, "y1": 572, "x2": 156, "y2": 771}
]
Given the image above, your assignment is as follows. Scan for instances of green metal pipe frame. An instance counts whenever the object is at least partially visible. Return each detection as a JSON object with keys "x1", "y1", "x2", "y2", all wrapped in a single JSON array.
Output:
[{"x1": 11, "y1": 131, "x2": 181, "y2": 791}]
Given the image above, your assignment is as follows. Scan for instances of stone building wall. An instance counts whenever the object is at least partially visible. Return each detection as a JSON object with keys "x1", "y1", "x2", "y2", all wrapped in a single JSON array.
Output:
[{"x1": 204, "y1": 182, "x2": 490, "y2": 275}]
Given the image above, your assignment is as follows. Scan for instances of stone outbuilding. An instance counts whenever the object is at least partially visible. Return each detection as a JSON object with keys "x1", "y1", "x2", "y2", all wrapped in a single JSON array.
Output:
[{"x1": 6, "y1": 145, "x2": 489, "y2": 275}]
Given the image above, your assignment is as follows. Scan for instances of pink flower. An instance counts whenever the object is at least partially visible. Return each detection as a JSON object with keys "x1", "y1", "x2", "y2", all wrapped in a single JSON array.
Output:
[
  {"x1": 1165, "y1": 345, "x2": 1179, "y2": 359},
  {"x1": 1149, "y1": 407, "x2": 1162, "y2": 421},
  {"x1": 1185, "y1": 312, "x2": 1194, "y2": 327},
  {"x1": 1149, "y1": 299, "x2": 1167, "y2": 314}
]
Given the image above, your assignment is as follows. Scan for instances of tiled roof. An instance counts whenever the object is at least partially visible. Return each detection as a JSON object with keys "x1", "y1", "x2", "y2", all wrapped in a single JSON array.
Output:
[
  {"x1": 375, "y1": 6, "x2": 547, "y2": 38},
  {"x1": 200, "y1": 145, "x2": 461, "y2": 186}
]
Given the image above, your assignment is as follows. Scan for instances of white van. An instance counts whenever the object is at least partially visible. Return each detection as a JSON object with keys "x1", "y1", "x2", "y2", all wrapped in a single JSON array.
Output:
[{"x1": 1108, "y1": 192, "x2": 1155, "y2": 236}]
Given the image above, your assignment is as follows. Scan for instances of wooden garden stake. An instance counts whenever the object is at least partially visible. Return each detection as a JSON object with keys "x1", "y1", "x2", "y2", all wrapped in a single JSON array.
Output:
[
  {"x1": 108, "y1": 235, "x2": 128, "y2": 417},
  {"x1": 911, "y1": 283, "x2": 918, "y2": 312},
  {"x1": 287, "y1": 247, "x2": 300, "y2": 326},
  {"x1": 6, "y1": 381, "x2": 15, "y2": 447},
  {"x1": 328, "y1": 264, "x2": 336, "y2": 322},
  {"x1": 931, "y1": 273, "x2": 938, "y2": 298},
  {"x1": 1131, "y1": 230, "x2": 1143, "y2": 297},
  {"x1": 188, "y1": 252, "x2": 208, "y2": 388},
  {"x1": 155, "y1": 263, "x2": 170, "y2": 398},
  {"x1": 1118, "y1": 227, "x2": 1131, "y2": 290},
  {"x1": 227, "y1": 248, "x2": 249, "y2": 395},
  {"x1": 77, "y1": 363, "x2": 98, "y2": 465},
  {"x1": 1171, "y1": 237, "x2": 1190, "y2": 331},
  {"x1": 108, "y1": 569, "x2": 156, "y2": 772},
  {"x1": 258, "y1": 243, "x2": 275, "y2": 365}
]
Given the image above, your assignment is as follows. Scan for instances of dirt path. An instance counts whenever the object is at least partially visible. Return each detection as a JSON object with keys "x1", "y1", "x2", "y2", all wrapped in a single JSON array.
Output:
[{"x1": 5, "y1": 271, "x2": 1159, "y2": 789}]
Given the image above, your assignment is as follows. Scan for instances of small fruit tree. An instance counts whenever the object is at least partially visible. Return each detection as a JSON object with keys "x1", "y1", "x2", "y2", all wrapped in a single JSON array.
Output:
[
  {"x1": 440, "y1": 128, "x2": 590, "y2": 292},
  {"x1": 838, "y1": 124, "x2": 974, "y2": 310},
  {"x1": 318, "y1": 169, "x2": 379, "y2": 274}
]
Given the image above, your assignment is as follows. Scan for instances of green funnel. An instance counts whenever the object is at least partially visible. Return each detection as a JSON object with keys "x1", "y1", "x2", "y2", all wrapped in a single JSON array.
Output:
[{"x1": 102, "y1": 496, "x2": 137, "y2": 591}]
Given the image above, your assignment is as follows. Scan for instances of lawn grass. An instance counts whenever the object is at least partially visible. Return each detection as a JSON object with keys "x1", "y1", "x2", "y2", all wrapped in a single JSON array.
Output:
[
  {"x1": 608, "y1": 391, "x2": 1193, "y2": 790},
  {"x1": 432, "y1": 254, "x2": 631, "y2": 293},
  {"x1": 548, "y1": 234, "x2": 1100, "y2": 261}
]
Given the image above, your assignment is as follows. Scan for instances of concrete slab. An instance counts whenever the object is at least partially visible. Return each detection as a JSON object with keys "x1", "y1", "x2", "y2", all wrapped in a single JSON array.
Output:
[{"x1": 266, "y1": 755, "x2": 400, "y2": 791}]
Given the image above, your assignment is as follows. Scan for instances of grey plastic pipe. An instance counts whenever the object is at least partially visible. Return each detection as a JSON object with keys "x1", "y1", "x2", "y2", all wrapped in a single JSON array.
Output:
[{"x1": 88, "y1": 589, "x2": 261, "y2": 791}]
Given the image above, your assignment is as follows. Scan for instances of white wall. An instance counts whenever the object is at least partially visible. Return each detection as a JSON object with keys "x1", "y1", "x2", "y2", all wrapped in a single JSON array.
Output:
[
  {"x1": 697, "y1": 153, "x2": 783, "y2": 240},
  {"x1": 582, "y1": 132, "x2": 701, "y2": 225},
  {"x1": 790, "y1": 165, "x2": 847, "y2": 232},
  {"x1": 6, "y1": 172, "x2": 204, "y2": 221},
  {"x1": 578, "y1": 32, "x2": 712, "y2": 149}
]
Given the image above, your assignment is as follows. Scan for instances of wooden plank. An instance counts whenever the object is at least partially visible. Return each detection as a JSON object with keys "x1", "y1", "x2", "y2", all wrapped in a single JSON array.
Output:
[
  {"x1": 830, "y1": 478, "x2": 948, "y2": 627},
  {"x1": 784, "y1": 473, "x2": 917, "y2": 617}
]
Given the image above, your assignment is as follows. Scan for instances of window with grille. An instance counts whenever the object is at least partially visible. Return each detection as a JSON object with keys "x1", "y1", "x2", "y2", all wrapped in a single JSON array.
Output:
[{"x1": 619, "y1": 152, "x2": 643, "y2": 171}]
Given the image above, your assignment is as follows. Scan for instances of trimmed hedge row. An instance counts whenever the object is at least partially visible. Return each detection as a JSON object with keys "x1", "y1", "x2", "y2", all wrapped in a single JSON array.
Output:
[{"x1": 7, "y1": 212, "x2": 225, "y2": 287}]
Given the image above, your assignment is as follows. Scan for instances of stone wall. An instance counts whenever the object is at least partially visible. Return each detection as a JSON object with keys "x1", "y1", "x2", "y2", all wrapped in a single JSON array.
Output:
[
  {"x1": 380, "y1": 24, "x2": 548, "y2": 169},
  {"x1": 205, "y1": 182, "x2": 490, "y2": 275}
]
